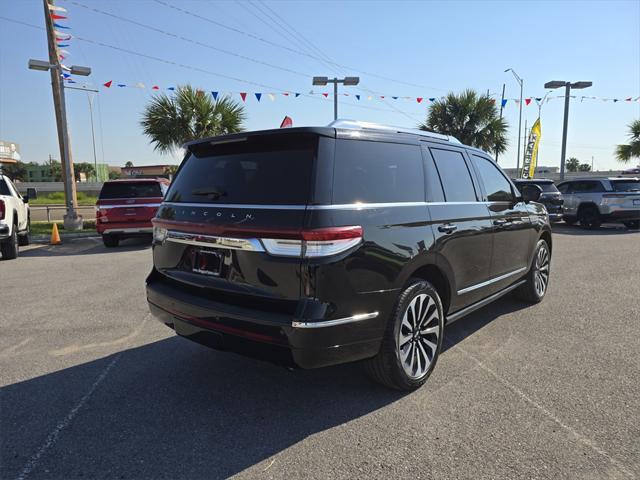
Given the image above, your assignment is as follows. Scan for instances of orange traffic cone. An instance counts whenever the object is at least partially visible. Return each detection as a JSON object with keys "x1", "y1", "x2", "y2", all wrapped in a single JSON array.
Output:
[{"x1": 50, "y1": 223, "x2": 61, "y2": 245}]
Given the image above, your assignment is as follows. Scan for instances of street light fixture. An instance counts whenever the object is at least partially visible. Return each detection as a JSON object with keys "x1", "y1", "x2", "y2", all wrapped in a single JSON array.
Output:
[
  {"x1": 544, "y1": 80, "x2": 593, "y2": 180},
  {"x1": 505, "y1": 68, "x2": 524, "y2": 173},
  {"x1": 312, "y1": 76, "x2": 360, "y2": 120}
]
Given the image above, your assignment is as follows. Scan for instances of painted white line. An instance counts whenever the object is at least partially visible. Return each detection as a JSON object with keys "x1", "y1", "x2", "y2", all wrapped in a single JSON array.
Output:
[
  {"x1": 0, "y1": 338, "x2": 32, "y2": 359},
  {"x1": 453, "y1": 342, "x2": 635, "y2": 479},
  {"x1": 15, "y1": 354, "x2": 121, "y2": 480}
]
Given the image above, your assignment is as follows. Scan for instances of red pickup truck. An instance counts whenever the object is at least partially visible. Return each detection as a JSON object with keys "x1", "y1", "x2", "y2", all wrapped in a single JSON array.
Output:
[{"x1": 96, "y1": 178, "x2": 169, "y2": 247}]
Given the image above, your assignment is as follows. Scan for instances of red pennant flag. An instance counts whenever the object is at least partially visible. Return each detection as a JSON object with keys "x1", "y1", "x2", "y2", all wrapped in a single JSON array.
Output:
[
  {"x1": 380, "y1": 96, "x2": 385, "y2": 99},
  {"x1": 280, "y1": 116, "x2": 293, "y2": 128},
  {"x1": 283, "y1": 92, "x2": 289, "y2": 96},
  {"x1": 626, "y1": 97, "x2": 632, "y2": 102},
  {"x1": 525, "y1": 98, "x2": 532, "y2": 106},
  {"x1": 103, "y1": 80, "x2": 112, "y2": 88},
  {"x1": 152, "y1": 85, "x2": 159, "y2": 90},
  {"x1": 240, "y1": 92, "x2": 247, "y2": 102},
  {"x1": 416, "y1": 97, "x2": 423, "y2": 103},
  {"x1": 51, "y1": 13, "x2": 67, "y2": 20},
  {"x1": 322, "y1": 93, "x2": 328, "y2": 98}
]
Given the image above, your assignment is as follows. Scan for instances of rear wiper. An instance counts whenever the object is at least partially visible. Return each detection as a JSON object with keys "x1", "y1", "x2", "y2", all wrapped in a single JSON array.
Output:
[{"x1": 191, "y1": 187, "x2": 227, "y2": 199}]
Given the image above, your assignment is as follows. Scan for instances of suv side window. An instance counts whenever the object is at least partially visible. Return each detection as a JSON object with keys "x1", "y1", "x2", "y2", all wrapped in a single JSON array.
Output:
[
  {"x1": 470, "y1": 155, "x2": 514, "y2": 202},
  {"x1": 430, "y1": 148, "x2": 477, "y2": 202},
  {"x1": 557, "y1": 182, "x2": 570, "y2": 194},
  {"x1": 572, "y1": 181, "x2": 604, "y2": 193},
  {"x1": 333, "y1": 140, "x2": 424, "y2": 204},
  {"x1": 0, "y1": 178, "x2": 11, "y2": 196}
]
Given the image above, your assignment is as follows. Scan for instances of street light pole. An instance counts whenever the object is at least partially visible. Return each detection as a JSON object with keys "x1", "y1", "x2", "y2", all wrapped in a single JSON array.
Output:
[
  {"x1": 312, "y1": 76, "x2": 360, "y2": 120},
  {"x1": 544, "y1": 80, "x2": 593, "y2": 181},
  {"x1": 505, "y1": 68, "x2": 524, "y2": 174}
]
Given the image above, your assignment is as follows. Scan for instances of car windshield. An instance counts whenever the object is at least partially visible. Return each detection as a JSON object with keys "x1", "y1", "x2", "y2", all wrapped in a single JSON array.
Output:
[
  {"x1": 99, "y1": 181, "x2": 163, "y2": 199},
  {"x1": 611, "y1": 180, "x2": 640, "y2": 192}
]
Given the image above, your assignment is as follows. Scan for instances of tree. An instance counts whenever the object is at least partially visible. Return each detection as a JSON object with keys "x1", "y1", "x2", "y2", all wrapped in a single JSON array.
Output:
[
  {"x1": 140, "y1": 85, "x2": 246, "y2": 154},
  {"x1": 124, "y1": 161, "x2": 134, "y2": 168},
  {"x1": 578, "y1": 163, "x2": 592, "y2": 172},
  {"x1": 566, "y1": 157, "x2": 580, "y2": 172},
  {"x1": 615, "y1": 119, "x2": 640, "y2": 164},
  {"x1": 49, "y1": 160, "x2": 63, "y2": 182},
  {"x1": 164, "y1": 165, "x2": 179, "y2": 177},
  {"x1": 73, "y1": 162, "x2": 96, "y2": 181},
  {"x1": 108, "y1": 171, "x2": 122, "y2": 180},
  {"x1": 419, "y1": 89, "x2": 508, "y2": 154},
  {"x1": 1, "y1": 161, "x2": 27, "y2": 181}
]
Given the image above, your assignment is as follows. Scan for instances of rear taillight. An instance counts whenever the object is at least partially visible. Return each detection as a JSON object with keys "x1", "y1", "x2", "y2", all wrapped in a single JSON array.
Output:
[
  {"x1": 95, "y1": 206, "x2": 107, "y2": 223},
  {"x1": 0, "y1": 199, "x2": 5, "y2": 220},
  {"x1": 261, "y1": 226, "x2": 363, "y2": 258}
]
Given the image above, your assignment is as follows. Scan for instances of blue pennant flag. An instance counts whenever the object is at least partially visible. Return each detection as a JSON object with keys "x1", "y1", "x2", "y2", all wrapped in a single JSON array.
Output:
[
  {"x1": 167, "y1": 87, "x2": 175, "y2": 91},
  {"x1": 211, "y1": 91, "x2": 219, "y2": 100},
  {"x1": 255, "y1": 93, "x2": 262, "y2": 102},
  {"x1": 429, "y1": 97, "x2": 436, "y2": 102},
  {"x1": 501, "y1": 99, "x2": 508, "y2": 107},
  {"x1": 117, "y1": 84, "x2": 127, "y2": 88},
  {"x1": 355, "y1": 94, "x2": 360, "y2": 101},
  {"x1": 392, "y1": 96, "x2": 398, "y2": 100},
  {"x1": 62, "y1": 73, "x2": 71, "y2": 78},
  {"x1": 54, "y1": 22, "x2": 71, "y2": 29},
  {"x1": 295, "y1": 93, "x2": 300, "y2": 97},
  {"x1": 535, "y1": 97, "x2": 542, "y2": 102},
  {"x1": 57, "y1": 43, "x2": 70, "y2": 47}
]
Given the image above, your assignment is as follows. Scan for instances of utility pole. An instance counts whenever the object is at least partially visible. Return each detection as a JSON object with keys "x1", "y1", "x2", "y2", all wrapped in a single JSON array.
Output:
[
  {"x1": 495, "y1": 83, "x2": 506, "y2": 163},
  {"x1": 42, "y1": 0, "x2": 82, "y2": 229},
  {"x1": 522, "y1": 118, "x2": 528, "y2": 176}
]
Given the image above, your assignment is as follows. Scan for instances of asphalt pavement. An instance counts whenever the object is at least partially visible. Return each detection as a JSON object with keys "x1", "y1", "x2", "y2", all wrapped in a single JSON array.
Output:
[{"x1": 1, "y1": 225, "x2": 639, "y2": 479}]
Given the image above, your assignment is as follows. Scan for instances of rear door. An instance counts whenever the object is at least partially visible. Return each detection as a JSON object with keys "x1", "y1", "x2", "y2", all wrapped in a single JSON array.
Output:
[
  {"x1": 97, "y1": 181, "x2": 164, "y2": 224},
  {"x1": 469, "y1": 153, "x2": 534, "y2": 285},
  {"x1": 425, "y1": 145, "x2": 493, "y2": 312},
  {"x1": 152, "y1": 133, "x2": 322, "y2": 304},
  {"x1": 5, "y1": 178, "x2": 28, "y2": 230}
]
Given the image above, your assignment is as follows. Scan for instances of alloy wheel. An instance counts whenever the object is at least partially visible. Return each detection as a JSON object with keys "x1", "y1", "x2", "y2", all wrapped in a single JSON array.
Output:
[
  {"x1": 397, "y1": 293, "x2": 440, "y2": 379},
  {"x1": 534, "y1": 244, "x2": 550, "y2": 297}
]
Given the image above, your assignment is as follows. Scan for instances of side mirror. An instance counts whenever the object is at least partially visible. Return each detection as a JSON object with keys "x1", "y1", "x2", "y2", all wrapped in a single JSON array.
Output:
[
  {"x1": 520, "y1": 184, "x2": 542, "y2": 203},
  {"x1": 22, "y1": 195, "x2": 29, "y2": 203},
  {"x1": 27, "y1": 187, "x2": 38, "y2": 200}
]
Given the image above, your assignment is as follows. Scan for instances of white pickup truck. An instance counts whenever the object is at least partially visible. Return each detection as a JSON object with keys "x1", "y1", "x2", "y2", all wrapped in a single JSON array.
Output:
[{"x1": 0, "y1": 174, "x2": 31, "y2": 260}]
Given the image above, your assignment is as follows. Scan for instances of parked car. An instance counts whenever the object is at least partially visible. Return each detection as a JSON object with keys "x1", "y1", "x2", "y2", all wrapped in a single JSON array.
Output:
[
  {"x1": 0, "y1": 174, "x2": 32, "y2": 260},
  {"x1": 556, "y1": 177, "x2": 640, "y2": 229},
  {"x1": 621, "y1": 166, "x2": 640, "y2": 175},
  {"x1": 513, "y1": 178, "x2": 564, "y2": 222},
  {"x1": 96, "y1": 178, "x2": 169, "y2": 247},
  {"x1": 146, "y1": 120, "x2": 552, "y2": 391}
]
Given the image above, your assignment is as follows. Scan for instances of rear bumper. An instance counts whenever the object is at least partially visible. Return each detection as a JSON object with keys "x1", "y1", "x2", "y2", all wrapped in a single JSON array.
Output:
[
  {"x1": 146, "y1": 276, "x2": 383, "y2": 369},
  {"x1": 548, "y1": 213, "x2": 563, "y2": 222},
  {"x1": 97, "y1": 222, "x2": 153, "y2": 236},
  {"x1": 603, "y1": 209, "x2": 640, "y2": 222}
]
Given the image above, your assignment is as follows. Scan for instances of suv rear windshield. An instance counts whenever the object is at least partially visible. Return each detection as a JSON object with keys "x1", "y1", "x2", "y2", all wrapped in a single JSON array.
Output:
[
  {"x1": 166, "y1": 135, "x2": 316, "y2": 205},
  {"x1": 516, "y1": 181, "x2": 558, "y2": 193},
  {"x1": 99, "y1": 181, "x2": 163, "y2": 199},
  {"x1": 611, "y1": 180, "x2": 640, "y2": 192}
]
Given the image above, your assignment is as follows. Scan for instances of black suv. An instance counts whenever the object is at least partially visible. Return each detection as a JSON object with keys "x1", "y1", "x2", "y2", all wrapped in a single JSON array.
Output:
[
  {"x1": 147, "y1": 120, "x2": 552, "y2": 390},
  {"x1": 512, "y1": 178, "x2": 564, "y2": 222}
]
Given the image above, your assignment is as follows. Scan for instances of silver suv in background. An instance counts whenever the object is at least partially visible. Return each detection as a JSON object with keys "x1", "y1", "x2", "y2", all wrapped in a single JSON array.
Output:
[{"x1": 557, "y1": 177, "x2": 640, "y2": 229}]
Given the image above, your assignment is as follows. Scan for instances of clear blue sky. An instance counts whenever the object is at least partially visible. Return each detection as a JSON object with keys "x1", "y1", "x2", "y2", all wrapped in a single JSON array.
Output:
[{"x1": 1, "y1": 0, "x2": 639, "y2": 170}]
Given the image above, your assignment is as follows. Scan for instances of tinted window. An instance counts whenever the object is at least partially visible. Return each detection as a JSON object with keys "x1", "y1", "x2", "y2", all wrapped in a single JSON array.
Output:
[
  {"x1": 571, "y1": 181, "x2": 604, "y2": 193},
  {"x1": 333, "y1": 140, "x2": 424, "y2": 204},
  {"x1": 471, "y1": 155, "x2": 513, "y2": 202},
  {"x1": 515, "y1": 182, "x2": 558, "y2": 193},
  {"x1": 430, "y1": 148, "x2": 477, "y2": 202},
  {"x1": 167, "y1": 135, "x2": 315, "y2": 205},
  {"x1": 0, "y1": 179, "x2": 11, "y2": 196},
  {"x1": 557, "y1": 182, "x2": 570, "y2": 194},
  {"x1": 100, "y1": 181, "x2": 163, "y2": 199},
  {"x1": 611, "y1": 180, "x2": 640, "y2": 192}
]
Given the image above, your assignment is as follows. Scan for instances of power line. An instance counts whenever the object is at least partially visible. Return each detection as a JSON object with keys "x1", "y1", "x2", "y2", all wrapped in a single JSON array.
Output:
[{"x1": 69, "y1": 1, "x2": 311, "y2": 78}]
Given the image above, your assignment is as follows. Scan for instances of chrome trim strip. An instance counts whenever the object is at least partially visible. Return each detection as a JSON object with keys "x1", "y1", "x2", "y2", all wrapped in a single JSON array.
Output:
[
  {"x1": 98, "y1": 203, "x2": 161, "y2": 209},
  {"x1": 161, "y1": 201, "x2": 510, "y2": 210},
  {"x1": 308, "y1": 202, "x2": 428, "y2": 210},
  {"x1": 166, "y1": 230, "x2": 264, "y2": 251},
  {"x1": 103, "y1": 227, "x2": 153, "y2": 234},
  {"x1": 447, "y1": 280, "x2": 526, "y2": 323},
  {"x1": 457, "y1": 267, "x2": 528, "y2": 295},
  {"x1": 162, "y1": 202, "x2": 307, "y2": 210},
  {"x1": 292, "y1": 312, "x2": 379, "y2": 328}
]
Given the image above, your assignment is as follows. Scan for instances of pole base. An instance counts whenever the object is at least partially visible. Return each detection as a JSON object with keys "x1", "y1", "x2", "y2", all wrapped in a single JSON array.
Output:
[{"x1": 63, "y1": 214, "x2": 84, "y2": 231}]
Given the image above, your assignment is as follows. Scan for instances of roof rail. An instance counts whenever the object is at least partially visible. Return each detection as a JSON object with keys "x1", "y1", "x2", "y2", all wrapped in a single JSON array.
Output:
[{"x1": 328, "y1": 119, "x2": 461, "y2": 144}]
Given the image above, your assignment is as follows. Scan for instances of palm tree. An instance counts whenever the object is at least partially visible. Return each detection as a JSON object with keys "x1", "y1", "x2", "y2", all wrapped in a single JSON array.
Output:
[
  {"x1": 566, "y1": 157, "x2": 580, "y2": 172},
  {"x1": 615, "y1": 119, "x2": 640, "y2": 164},
  {"x1": 419, "y1": 89, "x2": 508, "y2": 154},
  {"x1": 140, "y1": 85, "x2": 246, "y2": 154}
]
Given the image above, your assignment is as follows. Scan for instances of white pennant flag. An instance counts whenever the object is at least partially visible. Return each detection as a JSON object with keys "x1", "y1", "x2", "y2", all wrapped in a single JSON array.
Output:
[
  {"x1": 48, "y1": 4, "x2": 67, "y2": 12},
  {"x1": 136, "y1": 82, "x2": 146, "y2": 89},
  {"x1": 268, "y1": 93, "x2": 275, "y2": 101}
]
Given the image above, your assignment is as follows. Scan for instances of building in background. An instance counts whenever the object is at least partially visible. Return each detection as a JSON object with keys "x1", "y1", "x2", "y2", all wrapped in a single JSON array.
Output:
[
  {"x1": 0, "y1": 140, "x2": 21, "y2": 164},
  {"x1": 121, "y1": 164, "x2": 173, "y2": 178}
]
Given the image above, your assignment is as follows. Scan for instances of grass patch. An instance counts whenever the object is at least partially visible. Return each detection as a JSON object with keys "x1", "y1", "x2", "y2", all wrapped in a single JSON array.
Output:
[
  {"x1": 31, "y1": 220, "x2": 97, "y2": 236},
  {"x1": 30, "y1": 192, "x2": 97, "y2": 206}
]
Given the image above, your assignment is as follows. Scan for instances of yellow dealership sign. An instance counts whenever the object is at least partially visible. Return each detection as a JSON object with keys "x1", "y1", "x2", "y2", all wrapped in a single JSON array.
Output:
[{"x1": 521, "y1": 118, "x2": 541, "y2": 179}]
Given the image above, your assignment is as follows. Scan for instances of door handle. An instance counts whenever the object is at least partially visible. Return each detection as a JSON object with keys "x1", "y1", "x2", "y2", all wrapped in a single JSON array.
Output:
[
  {"x1": 438, "y1": 223, "x2": 458, "y2": 234},
  {"x1": 493, "y1": 219, "x2": 508, "y2": 226}
]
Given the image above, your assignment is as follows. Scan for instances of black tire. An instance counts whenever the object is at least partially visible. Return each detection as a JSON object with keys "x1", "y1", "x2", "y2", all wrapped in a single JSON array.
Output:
[
  {"x1": 0, "y1": 225, "x2": 19, "y2": 260},
  {"x1": 514, "y1": 239, "x2": 551, "y2": 304},
  {"x1": 563, "y1": 216, "x2": 576, "y2": 226},
  {"x1": 578, "y1": 206, "x2": 601, "y2": 229},
  {"x1": 364, "y1": 279, "x2": 444, "y2": 391},
  {"x1": 623, "y1": 220, "x2": 639, "y2": 230},
  {"x1": 18, "y1": 218, "x2": 30, "y2": 246},
  {"x1": 102, "y1": 234, "x2": 119, "y2": 248}
]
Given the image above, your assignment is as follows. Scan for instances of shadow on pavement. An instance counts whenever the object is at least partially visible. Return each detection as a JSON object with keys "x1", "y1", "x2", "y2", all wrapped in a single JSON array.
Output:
[
  {"x1": 20, "y1": 237, "x2": 152, "y2": 257},
  {"x1": 551, "y1": 223, "x2": 638, "y2": 236},
  {"x1": 1, "y1": 296, "x2": 527, "y2": 479}
]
